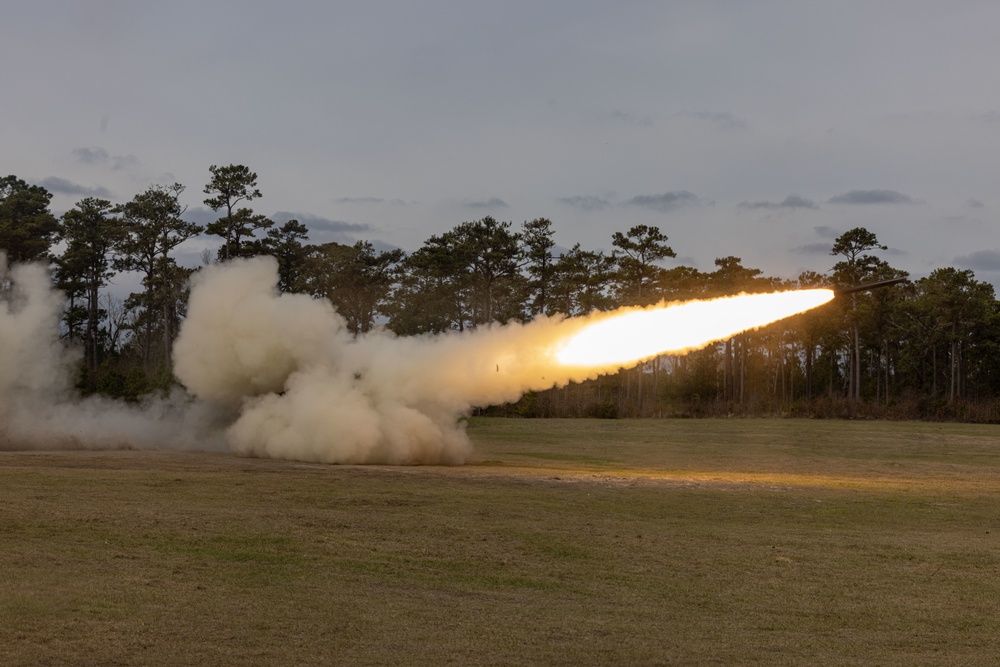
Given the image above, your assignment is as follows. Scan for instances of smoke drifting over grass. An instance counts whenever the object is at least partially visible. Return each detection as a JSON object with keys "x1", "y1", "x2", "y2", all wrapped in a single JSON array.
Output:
[
  {"x1": 1, "y1": 253, "x2": 605, "y2": 462},
  {"x1": 173, "y1": 258, "x2": 619, "y2": 464},
  {"x1": 3, "y1": 255, "x2": 827, "y2": 464},
  {"x1": 0, "y1": 253, "x2": 225, "y2": 451}
]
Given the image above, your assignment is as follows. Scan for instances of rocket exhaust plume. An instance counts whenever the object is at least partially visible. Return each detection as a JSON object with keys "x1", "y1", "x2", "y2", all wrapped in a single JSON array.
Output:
[
  {"x1": 1, "y1": 252, "x2": 834, "y2": 462},
  {"x1": 171, "y1": 258, "x2": 834, "y2": 464},
  {"x1": 554, "y1": 290, "x2": 833, "y2": 367}
]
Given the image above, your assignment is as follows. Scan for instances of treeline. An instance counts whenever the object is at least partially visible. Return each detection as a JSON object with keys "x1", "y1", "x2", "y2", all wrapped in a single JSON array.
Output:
[{"x1": 2, "y1": 166, "x2": 999, "y2": 420}]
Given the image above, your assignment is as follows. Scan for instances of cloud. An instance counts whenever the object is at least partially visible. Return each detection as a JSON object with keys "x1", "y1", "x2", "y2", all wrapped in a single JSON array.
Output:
[
  {"x1": 334, "y1": 196, "x2": 407, "y2": 205},
  {"x1": 971, "y1": 111, "x2": 1000, "y2": 124},
  {"x1": 368, "y1": 239, "x2": 404, "y2": 255},
  {"x1": 739, "y1": 195, "x2": 818, "y2": 210},
  {"x1": 672, "y1": 255, "x2": 699, "y2": 267},
  {"x1": 112, "y1": 155, "x2": 140, "y2": 170},
  {"x1": 792, "y1": 242, "x2": 834, "y2": 255},
  {"x1": 624, "y1": 191, "x2": 702, "y2": 213},
  {"x1": 792, "y1": 226, "x2": 843, "y2": 254},
  {"x1": 609, "y1": 110, "x2": 653, "y2": 126},
  {"x1": 72, "y1": 147, "x2": 109, "y2": 164},
  {"x1": 272, "y1": 211, "x2": 372, "y2": 244},
  {"x1": 558, "y1": 195, "x2": 612, "y2": 212},
  {"x1": 182, "y1": 206, "x2": 220, "y2": 227},
  {"x1": 273, "y1": 211, "x2": 370, "y2": 233},
  {"x1": 335, "y1": 196, "x2": 384, "y2": 204},
  {"x1": 676, "y1": 110, "x2": 747, "y2": 129},
  {"x1": 966, "y1": 199, "x2": 985, "y2": 209},
  {"x1": 955, "y1": 249, "x2": 1000, "y2": 272},
  {"x1": 185, "y1": 209, "x2": 373, "y2": 246},
  {"x1": 37, "y1": 177, "x2": 113, "y2": 198},
  {"x1": 71, "y1": 146, "x2": 139, "y2": 170},
  {"x1": 464, "y1": 197, "x2": 508, "y2": 209},
  {"x1": 828, "y1": 189, "x2": 916, "y2": 205}
]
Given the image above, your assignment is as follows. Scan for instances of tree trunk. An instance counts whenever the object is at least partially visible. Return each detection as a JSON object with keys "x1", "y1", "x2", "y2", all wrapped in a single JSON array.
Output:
[
  {"x1": 728, "y1": 340, "x2": 734, "y2": 405},
  {"x1": 932, "y1": 345, "x2": 937, "y2": 397},
  {"x1": 950, "y1": 335, "x2": 958, "y2": 402},
  {"x1": 87, "y1": 281, "x2": 99, "y2": 373},
  {"x1": 739, "y1": 336, "x2": 747, "y2": 405},
  {"x1": 852, "y1": 325, "x2": 860, "y2": 401}
]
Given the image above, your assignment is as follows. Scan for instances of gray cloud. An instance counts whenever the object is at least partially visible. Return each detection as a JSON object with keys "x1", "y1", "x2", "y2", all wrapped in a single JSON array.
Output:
[
  {"x1": 793, "y1": 242, "x2": 834, "y2": 255},
  {"x1": 955, "y1": 249, "x2": 1000, "y2": 272},
  {"x1": 71, "y1": 146, "x2": 139, "y2": 170},
  {"x1": 828, "y1": 189, "x2": 915, "y2": 205},
  {"x1": 72, "y1": 147, "x2": 109, "y2": 164},
  {"x1": 814, "y1": 225, "x2": 842, "y2": 239},
  {"x1": 368, "y1": 239, "x2": 404, "y2": 255},
  {"x1": 111, "y1": 155, "x2": 139, "y2": 170},
  {"x1": 558, "y1": 195, "x2": 613, "y2": 212},
  {"x1": 334, "y1": 196, "x2": 407, "y2": 205},
  {"x1": 464, "y1": 197, "x2": 508, "y2": 209},
  {"x1": 271, "y1": 211, "x2": 372, "y2": 245},
  {"x1": 624, "y1": 191, "x2": 702, "y2": 213},
  {"x1": 273, "y1": 211, "x2": 371, "y2": 235},
  {"x1": 183, "y1": 206, "x2": 219, "y2": 227},
  {"x1": 739, "y1": 194, "x2": 818, "y2": 210},
  {"x1": 966, "y1": 198, "x2": 985, "y2": 209},
  {"x1": 944, "y1": 215, "x2": 980, "y2": 225},
  {"x1": 185, "y1": 209, "x2": 374, "y2": 246},
  {"x1": 37, "y1": 176, "x2": 113, "y2": 198},
  {"x1": 971, "y1": 111, "x2": 1000, "y2": 124},
  {"x1": 673, "y1": 255, "x2": 699, "y2": 267},
  {"x1": 609, "y1": 110, "x2": 653, "y2": 126},
  {"x1": 677, "y1": 110, "x2": 747, "y2": 129},
  {"x1": 335, "y1": 196, "x2": 384, "y2": 204}
]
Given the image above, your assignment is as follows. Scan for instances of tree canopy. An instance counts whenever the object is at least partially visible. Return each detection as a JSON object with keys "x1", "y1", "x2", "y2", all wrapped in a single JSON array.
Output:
[
  {"x1": 0, "y1": 175, "x2": 60, "y2": 263},
  {"x1": 2, "y1": 166, "x2": 999, "y2": 420}
]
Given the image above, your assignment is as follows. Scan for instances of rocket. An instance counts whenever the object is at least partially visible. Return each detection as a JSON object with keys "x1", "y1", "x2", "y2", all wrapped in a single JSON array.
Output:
[{"x1": 832, "y1": 277, "x2": 907, "y2": 296}]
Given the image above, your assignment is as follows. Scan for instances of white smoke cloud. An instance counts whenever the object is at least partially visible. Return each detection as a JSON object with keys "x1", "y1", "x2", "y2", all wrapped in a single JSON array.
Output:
[
  {"x1": 0, "y1": 252, "x2": 226, "y2": 451},
  {"x1": 1, "y1": 252, "x2": 603, "y2": 462},
  {"x1": 3, "y1": 253, "x2": 823, "y2": 464},
  {"x1": 172, "y1": 257, "x2": 616, "y2": 464}
]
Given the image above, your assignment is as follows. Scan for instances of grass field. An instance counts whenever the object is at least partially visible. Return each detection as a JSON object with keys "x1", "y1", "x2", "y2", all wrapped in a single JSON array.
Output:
[{"x1": 3, "y1": 418, "x2": 1000, "y2": 666}]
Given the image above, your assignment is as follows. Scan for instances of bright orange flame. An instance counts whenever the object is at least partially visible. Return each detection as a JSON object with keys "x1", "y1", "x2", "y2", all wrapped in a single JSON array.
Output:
[{"x1": 555, "y1": 289, "x2": 834, "y2": 367}]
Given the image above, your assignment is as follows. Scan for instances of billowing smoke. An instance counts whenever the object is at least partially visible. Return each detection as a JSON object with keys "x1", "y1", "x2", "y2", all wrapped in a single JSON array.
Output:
[
  {"x1": 2, "y1": 253, "x2": 827, "y2": 463},
  {"x1": 0, "y1": 253, "x2": 606, "y2": 463},
  {"x1": 173, "y1": 257, "x2": 612, "y2": 464},
  {"x1": 0, "y1": 253, "x2": 225, "y2": 451}
]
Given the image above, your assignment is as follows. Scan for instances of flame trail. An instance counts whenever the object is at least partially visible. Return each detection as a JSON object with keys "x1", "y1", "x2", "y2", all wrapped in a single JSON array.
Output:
[{"x1": 554, "y1": 289, "x2": 834, "y2": 368}]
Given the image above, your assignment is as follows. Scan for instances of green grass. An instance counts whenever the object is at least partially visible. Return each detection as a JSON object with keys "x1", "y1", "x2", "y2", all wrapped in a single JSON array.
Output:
[{"x1": 3, "y1": 418, "x2": 1000, "y2": 665}]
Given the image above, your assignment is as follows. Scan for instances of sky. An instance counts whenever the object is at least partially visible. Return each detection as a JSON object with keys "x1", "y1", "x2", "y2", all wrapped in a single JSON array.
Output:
[{"x1": 4, "y1": 1, "x2": 1000, "y2": 287}]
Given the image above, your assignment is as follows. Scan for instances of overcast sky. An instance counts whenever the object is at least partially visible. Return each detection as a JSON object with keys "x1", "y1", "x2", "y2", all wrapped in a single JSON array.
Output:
[{"x1": 4, "y1": 1, "x2": 1000, "y2": 285}]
